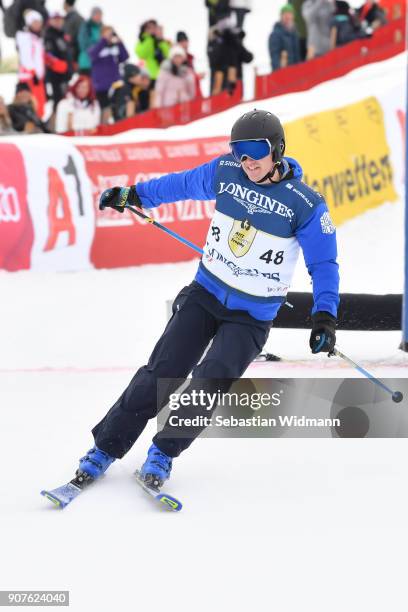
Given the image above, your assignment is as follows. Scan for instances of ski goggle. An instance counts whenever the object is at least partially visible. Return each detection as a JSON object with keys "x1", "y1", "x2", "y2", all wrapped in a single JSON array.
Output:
[{"x1": 229, "y1": 139, "x2": 272, "y2": 162}]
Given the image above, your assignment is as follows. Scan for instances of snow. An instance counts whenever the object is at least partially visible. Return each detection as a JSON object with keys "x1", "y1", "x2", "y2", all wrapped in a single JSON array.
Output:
[
  {"x1": 1, "y1": 201, "x2": 407, "y2": 611},
  {"x1": 1, "y1": 5, "x2": 407, "y2": 610}
]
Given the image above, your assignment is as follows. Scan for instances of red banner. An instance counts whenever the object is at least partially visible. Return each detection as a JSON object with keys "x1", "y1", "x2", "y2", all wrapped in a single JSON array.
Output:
[
  {"x1": 0, "y1": 144, "x2": 33, "y2": 271},
  {"x1": 77, "y1": 136, "x2": 229, "y2": 268},
  {"x1": 64, "y1": 84, "x2": 242, "y2": 137}
]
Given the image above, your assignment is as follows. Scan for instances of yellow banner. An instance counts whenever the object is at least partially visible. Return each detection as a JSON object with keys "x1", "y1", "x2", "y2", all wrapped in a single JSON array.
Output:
[{"x1": 285, "y1": 97, "x2": 398, "y2": 225}]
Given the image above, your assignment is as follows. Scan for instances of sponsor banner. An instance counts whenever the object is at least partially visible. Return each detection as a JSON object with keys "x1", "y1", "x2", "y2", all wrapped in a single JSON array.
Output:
[
  {"x1": 18, "y1": 137, "x2": 95, "y2": 271},
  {"x1": 0, "y1": 88, "x2": 401, "y2": 272},
  {"x1": 286, "y1": 96, "x2": 398, "y2": 225},
  {"x1": 0, "y1": 143, "x2": 33, "y2": 271},
  {"x1": 77, "y1": 138, "x2": 226, "y2": 268},
  {"x1": 378, "y1": 84, "x2": 405, "y2": 198}
]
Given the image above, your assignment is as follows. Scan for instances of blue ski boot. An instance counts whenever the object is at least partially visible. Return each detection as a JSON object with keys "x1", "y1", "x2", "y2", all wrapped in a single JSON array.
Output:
[
  {"x1": 78, "y1": 445, "x2": 116, "y2": 480},
  {"x1": 140, "y1": 444, "x2": 172, "y2": 490}
]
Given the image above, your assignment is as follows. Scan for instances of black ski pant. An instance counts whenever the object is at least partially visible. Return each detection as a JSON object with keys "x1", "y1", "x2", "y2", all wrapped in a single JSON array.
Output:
[{"x1": 92, "y1": 282, "x2": 272, "y2": 458}]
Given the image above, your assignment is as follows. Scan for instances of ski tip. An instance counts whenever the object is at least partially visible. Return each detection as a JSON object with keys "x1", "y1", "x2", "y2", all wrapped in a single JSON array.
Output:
[
  {"x1": 155, "y1": 493, "x2": 183, "y2": 512},
  {"x1": 41, "y1": 490, "x2": 64, "y2": 508}
]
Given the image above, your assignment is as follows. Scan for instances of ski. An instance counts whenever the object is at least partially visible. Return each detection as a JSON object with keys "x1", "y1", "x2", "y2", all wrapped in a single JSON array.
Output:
[
  {"x1": 41, "y1": 471, "x2": 94, "y2": 509},
  {"x1": 134, "y1": 470, "x2": 183, "y2": 512}
]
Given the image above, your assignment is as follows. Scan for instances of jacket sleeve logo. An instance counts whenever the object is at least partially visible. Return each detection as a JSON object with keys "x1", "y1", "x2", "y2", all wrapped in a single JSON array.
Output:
[{"x1": 320, "y1": 211, "x2": 336, "y2": 234}]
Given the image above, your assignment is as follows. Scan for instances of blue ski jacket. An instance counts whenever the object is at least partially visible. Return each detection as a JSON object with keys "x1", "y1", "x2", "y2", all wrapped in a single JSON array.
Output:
[{"x1": 135, "y1": 154, "x2": 340, "y2": 321}]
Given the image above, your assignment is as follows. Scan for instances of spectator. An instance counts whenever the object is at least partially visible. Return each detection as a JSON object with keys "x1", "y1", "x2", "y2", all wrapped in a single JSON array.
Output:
[
  {"x1": 229, "y1": 0, "x2": 252, "y2": 29},
  {"x1": 55, "y1": 75, "x2": 100, "y2": 133},
  {"x1": 109, "y1": 64, "x2": 151, "y2": 122},
  {"x1": 176, "y1": 31, "x2": 204, "y2": 98},
  {"x1": 208, "y1": 16, "x2": 253, "y2": 95},
  {"x1": 0, "y1": 96, "x2": 15, "y2": 134},
  {"x1": 356, "y1": 1, "x2": 386, "y2": 33},
  {"x1": 77, "y1": 6, "x2": 103, "y2": 75},
  {"x1": 63, "y1": 0, "x2": 84, "y2": 64},
  {"x1": 44, "y1": 12, "x2": 73, "y2": 112},
  {"x1": 330, "y1": 1, "x2": 363, "y2": 47},
  {"x1": 269, "y1": 4, "x2": 301, "y2": 71},
  {"x1": 2, "y1": 0, "x2": 48, "y2": 38},
  {"x1": 8, "y1": 82, "x2": 50, "y2": 133},
  {"x1": 135, "y1": 20, "x2": 171, "y2": 85},
  {"x1": 289, "y1": 0, "x2": 307, "y2": 59},
  {"x1": 205, "y1": 0, "x2": 231, "y2": 27},
  {"x1": 302, "y1": 0, "x2": 334, "y2": 59},
  {"x1": 154, "y1": 45, "x2": 196, "y2": 108},
  {"x1": 88, "y1": 26, "x2": 129, "y2": 123},
  {"x1": 16, "y1": 10, "x2": 46, "y2": 118}
]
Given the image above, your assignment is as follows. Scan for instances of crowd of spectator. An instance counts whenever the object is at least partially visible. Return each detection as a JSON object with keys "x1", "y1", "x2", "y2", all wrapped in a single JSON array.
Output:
[
  {"x1": 270, "y1": 1, "x2": 387, "y2": 71},
  {"x1": 0, "y1": 0, "x2": 209, "y2": 133},
  {"x1": 0, "y1": 0, "x2": 393, "y2": 135}
]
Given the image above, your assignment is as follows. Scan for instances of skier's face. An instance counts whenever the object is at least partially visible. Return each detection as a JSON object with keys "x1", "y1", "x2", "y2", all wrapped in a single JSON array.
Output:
[{"x1": 241, "y1": 154, "x2": 274, "y2": 183}]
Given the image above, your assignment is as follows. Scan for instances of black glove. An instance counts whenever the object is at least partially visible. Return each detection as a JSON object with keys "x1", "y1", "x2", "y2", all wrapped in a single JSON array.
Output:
[
  {"x1": 309, "y1": 311, "x2": 336, "y2": 354},
  {"x1": 99, "y1": 186, "x2": 142, "y2": 213}
]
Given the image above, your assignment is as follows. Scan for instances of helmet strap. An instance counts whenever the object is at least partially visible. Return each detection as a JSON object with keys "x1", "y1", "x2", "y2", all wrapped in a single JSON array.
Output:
[{"x1": 255, "y1": 160, "x2": 281, "y2": 184}]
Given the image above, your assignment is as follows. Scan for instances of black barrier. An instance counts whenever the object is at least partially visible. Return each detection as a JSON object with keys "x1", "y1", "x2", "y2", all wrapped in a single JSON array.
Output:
[{"x1": 273, "y1": 293, "x2": 401, "y2": 330}]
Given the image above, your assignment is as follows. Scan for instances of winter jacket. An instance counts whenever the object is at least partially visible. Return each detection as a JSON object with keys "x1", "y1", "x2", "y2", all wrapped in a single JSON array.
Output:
[
  {"x1": 44, "y1": 26, "x2": 72, "y2": 84},
  {"x1": 269, "y1": 22, "x2": 301, "y2": 70},
  {"x1": 109, "y1": 81, "x2": 150, "y2": 121},
  {"x1": 63, "y1": 9, "x2": 84, "y2": 62},
  {"x1": 135, "y1": 33, "x2": 170, "y2": 80},
  {"x1": 290, "y1": 0, "x2": 307, "y2": 39},
  {"x1": 15, "y1": 29, "x2": 46, "y2": 116},
  {"x1": 16, "y1": 29, "x2": 44, "y2": 81},
  {"x1": 55, "y1": 94, "x2": 101, "y2": 133},
  {"x1": 154, "y1": 60, "x2": 196, "y2": 108},
  {"x1": 135, "y1": 155, "x2": 339, "y2": 321},
  {"x1": 88, "y1": 38, "x2": 129, "y2": 92},
  {"x1": 78, "y1": 19, "x2": 102, "y2": 72},
  {"x1": 302, "y1": 0, "x2": 334, "y2": 56},
  {"x1": 8, "y1": 101, "x2": 48, "y2": 132},
  {"x1": 208, "y1": 27, "x2": 252, "y2": 72},
  {"x1": 330, "y1": 14, "x2": 359, "y2": 46}
]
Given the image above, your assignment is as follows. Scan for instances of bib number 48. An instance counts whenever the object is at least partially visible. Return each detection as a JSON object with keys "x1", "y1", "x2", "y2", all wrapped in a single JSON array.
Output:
[{"x1": 259, "y1": 249, "x2": 284, "y2": 265}]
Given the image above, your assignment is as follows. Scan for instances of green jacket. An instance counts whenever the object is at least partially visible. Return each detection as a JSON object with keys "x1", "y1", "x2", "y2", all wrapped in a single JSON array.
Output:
[
  {"x1": 290, "y1": 0, "x2": 306, "y2": 39},
  {"x1": 78, "y1": 19, "x2": 102, "y2": 71},
  {"x1": 135, "y1": 33, "x2": 170, "y2": 80}
]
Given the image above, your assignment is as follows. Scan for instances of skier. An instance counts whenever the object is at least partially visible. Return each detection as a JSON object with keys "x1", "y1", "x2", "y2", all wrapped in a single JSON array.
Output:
[{"x1": 46, "y1": 110, "x2": 340, "y2": 503}]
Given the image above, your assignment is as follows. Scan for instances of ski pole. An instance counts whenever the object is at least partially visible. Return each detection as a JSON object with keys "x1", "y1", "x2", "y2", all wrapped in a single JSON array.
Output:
[
  {"x1": 125, "y1": 203, "x2": 294, "y2": 308},
  {"x1": 126, "y1": 203, "x2": 203, "y2": 255},
  {"x1": 331, "y1": 347, "x2": 403, "y2": 403}
]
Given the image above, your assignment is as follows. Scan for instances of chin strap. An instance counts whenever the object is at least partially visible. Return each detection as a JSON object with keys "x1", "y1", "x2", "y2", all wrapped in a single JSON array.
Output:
[
  {"x1": 256, "y1": 161, "x2": 280, "y2": 184},
  {"x1": 255, "y1": 158, "x2": 293, "y2": 184}
]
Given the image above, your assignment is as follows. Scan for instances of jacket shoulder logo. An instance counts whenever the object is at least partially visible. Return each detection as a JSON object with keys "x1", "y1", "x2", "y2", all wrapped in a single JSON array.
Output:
[{"x1": 320, "y1": 211, "x2": 335, "y2": 234}]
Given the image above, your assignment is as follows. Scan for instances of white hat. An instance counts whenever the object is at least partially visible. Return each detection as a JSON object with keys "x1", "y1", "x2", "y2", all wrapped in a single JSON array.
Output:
[
  {"x1": 24, "y1": 10, "x2": 43, "y2": 26},
  {"x1": 169, "y1": 45, "x2": 187, "y2": 60}
]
